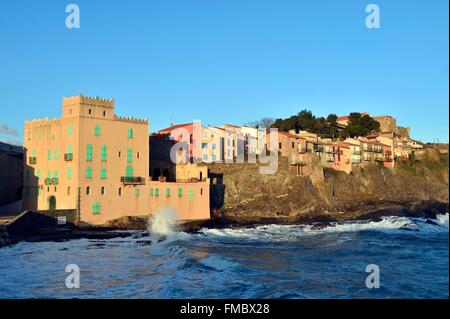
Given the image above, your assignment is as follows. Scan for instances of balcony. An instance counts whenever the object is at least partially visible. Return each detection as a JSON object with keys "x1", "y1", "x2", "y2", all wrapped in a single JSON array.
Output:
[
  {"x1": 52, "y1": 178, "x2": 59, "y2": 185},
  {"x1": 351, "y1": 150, "x2": 362, "y2": 155},
  {"x1": 121, "y1": 176, "x2": 146, "y2": 185},
  {"x1": 44, "y1": 178, "x2": 52, "y2": 185},
  {"x1": 29, "y1": 157, "x2": 37, "y2": 165},
  {"x1": 64, "y1": 153, "x2": 73, "y2": 161},
  {"x1": 313, "y1": 145, "x2": 324, "y2": 152}
]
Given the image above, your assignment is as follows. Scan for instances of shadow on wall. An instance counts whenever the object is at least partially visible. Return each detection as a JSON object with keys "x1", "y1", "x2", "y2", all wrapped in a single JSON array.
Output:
[
  {"x1": 209, "y1": 172, "x2": 225, "y2": 218},
  {"x1": 21, "y1": 147, "x2": 38, "y2": 213}
]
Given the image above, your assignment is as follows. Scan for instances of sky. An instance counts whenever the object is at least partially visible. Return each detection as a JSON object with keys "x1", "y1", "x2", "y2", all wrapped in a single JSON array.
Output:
[{"x1": 0, "y1": 0, "x2": 448, "y2": 144}]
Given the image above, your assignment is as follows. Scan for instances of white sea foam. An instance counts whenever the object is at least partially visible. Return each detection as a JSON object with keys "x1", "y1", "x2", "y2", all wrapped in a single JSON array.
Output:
[
  {"x1": 196, "y1": 214, "x2": 449, "y2": 241},
  {"x1": 147, "y1": 208, "x2": 189, "y2": 254}
]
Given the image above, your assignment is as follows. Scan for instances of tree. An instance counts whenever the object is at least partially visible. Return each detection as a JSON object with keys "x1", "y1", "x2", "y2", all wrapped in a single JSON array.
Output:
[{"x1": 260, "y1": 117, "x2": 275, "y2": 128}]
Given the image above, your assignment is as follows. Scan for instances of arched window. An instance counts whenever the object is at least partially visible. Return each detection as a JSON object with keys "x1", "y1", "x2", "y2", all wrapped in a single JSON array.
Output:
[
  {"x1": 101, "y1": 187, "x2": 105, "y2": 195},
  {"x1": 92, "y1": 201, "x2": 101, "y2": 215},
  {"x1": 86, "y1": 186, "x2": 90, "y2": 195},
  {"x1": 118, "y1": 188, "x2": 122, "y2": 196}
]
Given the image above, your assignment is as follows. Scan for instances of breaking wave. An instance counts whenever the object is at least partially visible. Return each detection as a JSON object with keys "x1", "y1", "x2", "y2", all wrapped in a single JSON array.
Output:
[{"x1": 196, "y1": 214, "x2": 449, "y2": 241}]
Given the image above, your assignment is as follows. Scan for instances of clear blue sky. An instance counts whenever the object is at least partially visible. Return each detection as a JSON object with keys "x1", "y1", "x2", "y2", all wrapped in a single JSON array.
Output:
[{"x1": 0, "y1": 0, "x2": 448, "y2": 144}]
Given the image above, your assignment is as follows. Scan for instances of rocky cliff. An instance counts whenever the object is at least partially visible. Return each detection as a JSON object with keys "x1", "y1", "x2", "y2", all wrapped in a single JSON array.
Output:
[{"x1": 208, "y1": 147, "x2": 449, "y2": 225}]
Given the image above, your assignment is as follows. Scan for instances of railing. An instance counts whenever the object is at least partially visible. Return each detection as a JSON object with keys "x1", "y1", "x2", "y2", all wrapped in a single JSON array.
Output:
[
  {"x1": 121, "y1": 176, "x2": 146, "y2": 185},
  {"x1": 351, "y1": 150, "x2": 362, "y2": 155},
  {"x1": 44, "y1": 178, "x2": 52, "y2": 185},
  {"x1": 52, "y1": 178, "x2": 59, "y2": 185},
  {"x1": 29, "y1": 157, "x2": 37, "y2": 164},
  {"x1": 313, "y1": 145, "x2": 324, "y2": 152},
  {"x1": 64, "y1": 153, "x2": 73, "y2": 161}
]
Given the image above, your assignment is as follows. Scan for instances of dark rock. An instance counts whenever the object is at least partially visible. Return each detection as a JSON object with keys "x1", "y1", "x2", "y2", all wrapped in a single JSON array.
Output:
[{"x1": 103, "y1": 216, "x2": 148, "y2": 230}]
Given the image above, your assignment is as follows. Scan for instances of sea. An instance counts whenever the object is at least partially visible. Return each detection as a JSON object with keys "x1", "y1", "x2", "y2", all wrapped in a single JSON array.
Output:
[{"x1": 0, "y1": 211, "x2": 448, "y2": 299}]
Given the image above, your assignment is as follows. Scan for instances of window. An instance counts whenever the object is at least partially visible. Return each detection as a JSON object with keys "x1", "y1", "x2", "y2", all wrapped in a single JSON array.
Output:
[
  {"x1": 67, "y1": 187, "x2": 71, "y2": 195},
  {"x1": 86, "y1": 167, "x2": 93, "y2": 179},
  {"x1": 149, "y1": 188, "x2": 153, "y2": 196},
  {"x1": 118, "y1": 188, "x2": 122, "y2": 196},
  {"x1": 86, "y1": 144, "x2": 93, "y2": 161},
  {"x1": 178, "y1": 187, "x2": 183, "y2": 197},
  {"x1": 118, "y1": 151, "x2": 122, "y2": 158},
  {"x1": 227, "y1": 150, "x2": 230, "y2": 157},
  {"x1": 212, "y1": 143, "x2": 216, "y2": 150},
  {"x1": 292, "y1": 142, "x2": 295, "y2": 148},
  {"x1": 279, "y1": 142, "x2": 282, "y2": 150},
  {"x1": 101, "y1": 187, "x2": 105, "y2": 195},
  {"x1": 127, "y1": 148, "x2": 133, "y2": 163},
  {"x1": 101, "y1": 145, "x2": 107, "y2": 161},
  {"x1": 126, "y1": 165, "x2": 134, "y2": 178},
  {"x1": 36, "y1": 168, "x2": 41, "y2": 180},
  {"x1": 92, "y1": 201, "x2": 101, "y2": 215},
  {"x1": 212, "y1": 155, "x2": 216, "y2": 161},
  {"x1": 188, "y1": 189, "x2": 194, "y2": 201},
  {"x1": 95, "y1": 125, "x2": 101, "y2": 136},
  {"x1": 68, "y1": 125, "x2": 73, "y2": 136},
  {"x1": 48, "y1": 150, "x2": 52, "y2": 160},
  {"x1": 227, "y1": 139, "x2": 230, "y2": 146},
  {"x1": 86, "y1": 187, "x2": 90, "y2": 195},
  {"x1": 166, "y1": 188, "x2": 171, "y2": 197},
  {"x1": 89, "y1": 109, "x2": 92, "y2": 115},
  {"x1": 68, "y1": 144, "x2": 73, "y2": 155},
  {"x1": 54, "y1": 149, "x2": 59, "y2": 160},
  {"x1": 67, "y1": 167, "x2": 72, "y2": 180},
  {"x1": 47, "y1": 170, "x2": 51, "y2": 179},
  {"x1": 135, "y1": 188, "x2": 140, "y2": 196},
  {"x1": 101, "y1": 167, "x2": 107, "y2": 179},
  {"x1": 103, "y1": 111, "x2": 106, "y2": 117},
  {"x1": 32, "y1": 149, "x2": 37, "y2": 157},
  {"x1": 203, "y1": 154, "x2": 208, "y2": 161},
  {"x1": 201, "y1": 188, "x2": 203, "y2": 195},
  {"x1": 51, "y1": 134, "x2": 55, "y2": 141},
  {"x1": 202, "y1": 143, "x2": 208, "y2": 149},
  {"x1": 137, "y1": 152, "x2": 140, "y2": 159},
  {"x1": 155, "y1": 188, "x2": 159, "y2": 197},
  {"x1": 128, "y1": 128, "x2": 133, "y2": 139},
  {"x1": 54, "y1": 170, "x2": 59, "y2": 179}
]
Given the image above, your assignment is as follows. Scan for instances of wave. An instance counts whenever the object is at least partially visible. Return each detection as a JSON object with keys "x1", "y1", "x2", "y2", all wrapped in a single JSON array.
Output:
[{"x1": 196, "y1": 214, "x2": 449, "y2": 241}]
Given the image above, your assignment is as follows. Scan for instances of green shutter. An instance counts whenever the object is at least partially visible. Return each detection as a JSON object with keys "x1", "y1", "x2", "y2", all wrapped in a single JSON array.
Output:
[
  {"x1": 101, "y1": 167, "x2": 107, "y2": 179},
  {"x1": 67, "y1": 167, "x2": 72, "y2": 180},
  {"x1": 149, "y1": 188, "x2": 153, "y2": 196},
  {"x1": 101, "y1": 145, "x2": 107, "y2": 161},
  {"x1": 86, "y1": 167, "x2": 92, "y2": 179},
  {"x1": 47, "y1": 170, "x2": 51, "y2": 179},
  {"x1": 135, "y1": 188, "x2": 140, "y2": 196},
  {"x1": 155, "y1": 188, "x2": 159, "y2": 197},
  {"x1": 54, "y1": 170, "x2": 59, "y2": 179},
  {"x1": 127, "y1": 148, "x2": 133, "y2": 163},
  {"x1": 178, "y1": 187, "x2": 183, "y2": 197},
  {"x1": 68, "y1": 125, "x2": 73, "y2": 136},
  {"x1": 166, "y1": 188, "x2": 171, "y2": 197},
  {"x1": 92, "y1": 202, "x2": 101, "y2": 215},
  {"x1": 188, "y1": 189, "x2": 194, "y2": 201},
  {"x1": 126, "y1": 165, "x2": 134, "y2": 178},
  {"x1": 87, "y1": 144, "x2": 93, "y2": 161},
  {"x1": 68, "y1": 144, "x2": 73, "y2": 154},
  {"x1": 128, "y1": 128, "x2": 133, "y2": 139},
  {"x1": 36, "y1": 168, "x2": 41, "y2": 180},
  {"x1": 54, "y1": 149, "x2": 59, "y2": 160},
  {"x1": 32, "y1": 149, "x2": 37, "y2": 157},
  {"x1": 95, "y1": 125, "x2": 101, "y2": 136},
  {"x1": 48, "y1": 150, "x2": 52, "y2": 160}
]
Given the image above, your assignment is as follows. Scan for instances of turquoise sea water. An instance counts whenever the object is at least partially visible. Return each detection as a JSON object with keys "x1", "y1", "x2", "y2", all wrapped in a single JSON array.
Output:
[{"x1": 0, "y1": 214, "x2": 448, "y2": 299}]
